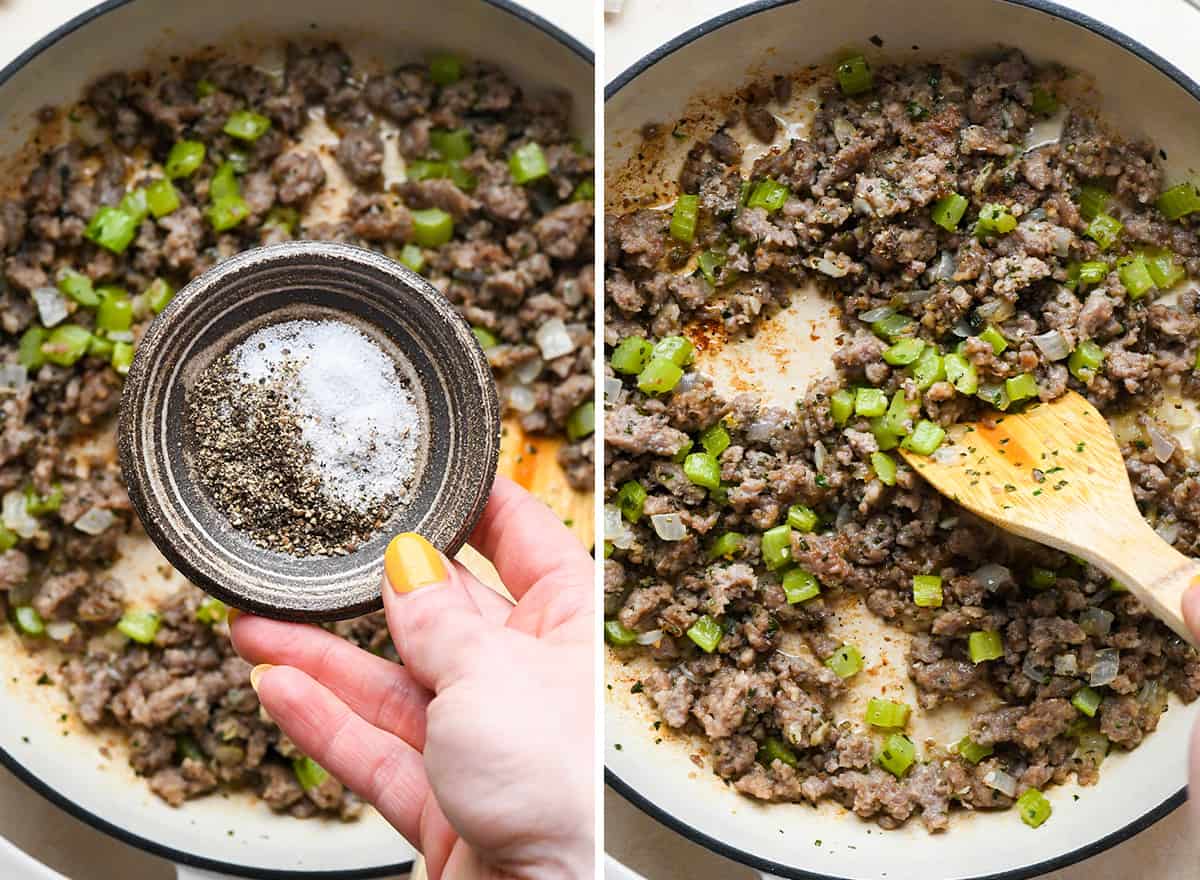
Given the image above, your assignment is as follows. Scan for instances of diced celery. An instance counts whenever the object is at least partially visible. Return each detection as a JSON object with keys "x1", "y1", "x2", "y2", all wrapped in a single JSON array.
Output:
[
  {"x1": 912, "y1": 574, "x2": 943, "y2": 608},
  {"x1": 901, "y1": 420, "x2": 946, "y2": 455},
  {"x1": 830, "y1": 389, "x2": 855, "y2": 426},
  {"x1": 761, "y1": 524, "x2": 793, "y2": 571},
  {"x1": 611, "y1": 336, "x2": 653, "y2": 375},
  {"x1": 978, "y1": 325, "x2": 1008, "y2": 354},
  {"x1": 1085, "y1": 213, "x2": 1122, "y2": 250},
  {"x1": 617, "y1": 481, "x2": 647, "y2": 523},
  {"x1": 787, "y1": 505, "x2": 818, "y2": 533},
  {"x1": 870, "y1": 451, "x2": 897, "y2": 486},
  {"x1": 956, "y1": 736, "x2": 993, "y2": 764},
  {"x1": 699, "y1": 423, "x2": 730, "y2": 456},
  {"x1": 746, "y1": 179, "x2": 790, "y2": 213},
  {"x1": 912, "y1": 346, "x2": 945, "y2": 390},
  {"x1": 683, "y1": 453, "x2": 721, "y2": 490},
  {"x1": 854, "y1": 387, "x2": 888, "y2": 418},
  {"x1": 836, "y1": 55, "x2": 873, "y2": 96},
  {"x1": 968, "y1": 630, "x2": 1004, "y2": 663},
  {"x1": 1016, "y1": 788, "x2": 1051, "y2": 828},
  {"x1": 825, "y1": 644, "x2": 863, "y2": 678},
  {"x1": 931, "y1": 193, "x2": 968, "y2": 231},
  {"x1": 636, "y1": 358, "x2": 683, "y2": 394},
  {"x1": 670, "y1": 194, "x2": 699, "y2": 242},
  {"x1": 944, "y1": 352, "x2": 978, "y2": 394},
  {"x1": 604, "y1": 620, "x2": 638, "y2": 646},
  {"x1": 1072, "y1": 685, "x2": 1102, "y2": 718},
  {"x1": 782, "y1": 568, "x2": 821, "y2": 604},
  {"x1": 865, "y1": 698, "x2": 910, "y2": 729},
  {"x1": 1077, "y1": 184, "x2": 1110, "y2": 221},
  {"x1": 1005, "y1": 372, "x2": 1039, "y2": 404},
  {"x1": 707, "y1": 531, "x2": 744, "y2": 560},
  {"x1": 1068, "y1": 340, "x2": 1105, "y2": 383},
  {"x1": 757, "y1": 736, "x2": 799, "y2": 768},
  {"x1": 687, "y1": 614, "x2": 724, "y2": 653},
  {"x1": 653, "y1": 335, "x2": 695, "y2": 367},
  {"x1": 877, "y1": 733, "x2": 915, "y2": 778},
  {"x1": 883, "y1": 338, "x2": 925, "y2": 366},
  {"x1": 1117, "y1": 255, "x2": 1155, "y2": 299}
]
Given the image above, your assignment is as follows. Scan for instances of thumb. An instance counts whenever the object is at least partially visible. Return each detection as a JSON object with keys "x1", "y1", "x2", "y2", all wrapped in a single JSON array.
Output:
[{"x1": 381, "y1": 532, "x2": 493, "y2": 692}]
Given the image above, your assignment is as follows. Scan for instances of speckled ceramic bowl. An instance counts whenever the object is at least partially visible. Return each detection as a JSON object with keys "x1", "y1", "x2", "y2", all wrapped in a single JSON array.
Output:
[{"x1": 118, "y1": 240, "x2": 501, "y2": 621}]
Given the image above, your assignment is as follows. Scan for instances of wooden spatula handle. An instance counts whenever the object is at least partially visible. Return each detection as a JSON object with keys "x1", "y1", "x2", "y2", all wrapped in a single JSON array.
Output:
[{"x1": 1091, "y1": 517, "x2": 1200, "y2": 646}]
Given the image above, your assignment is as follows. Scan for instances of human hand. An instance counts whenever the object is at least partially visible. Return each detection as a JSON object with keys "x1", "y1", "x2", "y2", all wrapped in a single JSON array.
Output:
[
  {"x1": 230, "y1": 476, "x2": 594, "y2": 879},
  {"x1": 1184, "y1": 588, "x2": 1200, "y2": 825}
]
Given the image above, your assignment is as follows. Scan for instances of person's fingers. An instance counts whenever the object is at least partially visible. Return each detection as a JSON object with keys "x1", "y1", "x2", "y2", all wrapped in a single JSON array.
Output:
[
  {"x1": 459, "y1": 570, "x2": 515, "y2": 624},
  {"x1": 230, "y1": 614, "x2": 430, "y2": 749},
  {"x1": 251, "y1": 664, "x2": 430, "y2": 844},
  {"x1": 1183, "y1": 579, "x2": 1200, "y2": 639},
  {"x1": 467, "y1": 476, "x2": 591, "y2": 603},
  {"x1": 381, "y1": 532, "x2": 502, "y2": 692},
  {"x1": 1191, "y1": 714, "x2": 1200, "y2": 826}
]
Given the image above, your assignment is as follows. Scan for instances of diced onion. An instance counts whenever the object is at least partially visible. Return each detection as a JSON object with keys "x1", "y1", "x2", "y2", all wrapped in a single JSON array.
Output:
[
  {"x1": 813, "y1": 440, "x2": 827, "y2": 472},
  {"x1": 929, "y1": 251, "x2": 956, "y2": 281},
  {"x1": 1054, "y1": 653, "x2": 1078, "y2": 676},
  {"x1": 1022, "y1": 655, "x2": 1049, "y2": 684},
  {"x1": 1079, "y1": 607, "x2": 1114, "y2": 638},
  {"x1": 1146, "y1": 421, "x2": 1177, "y2": 463},
  {"x1": 1050, "y1": 225, "x2": 1073, "y2": 258},
  {"x1": 675, "y1": 371, "x2": 699, "y2": 393},
  {"x1": 833, "y1": 117, "x2": 858, "y2": 148},
  {"x1": 70, "y1": 106, "x2": 109, "y2": 147},
  {"x1": 2, "y1": 490, "x2": 37, "y2": 538},
  {"x1": 32, "y1": 287, "x2": 68, "y2": 328},
  {"x1": 1089, "y1": 648, "x2": 1120, "y2": 687},
  {"x1": 983, "y1": 769, "x2": 1018, "y2": 797},
  {"x1": 813, "y1": 256, "x2": 849, "y2": 278},
  {"x1": 858, "y1": 306, "x2": 895, "y2": 323},
  {"x1": 46, "y1": 621, "x2": 78, "y2": 642},
  {"x1": 507, "y1": 384, "x2": 537, "y2": 414},
  {"x1": 604, "y1": 376, "x2": 625, "y2": 406},
  {"x1": 73, "y1": 506, "x2": 115, "y2": 535},
  {"x1": 1032, "y1": 329, "x2": 1071, "y2": 361},
  {"x1": 535, "y1": 318, "x2": 575, "y2": 361},
  {"x1": 835, "y1": 503, "x2": 854, "y2": 528},
  {"x1": 513, "y1": 356, "x2": 543, "y2": 385},
  {"x1": 1161, "y1": 400, "x2": 1192, "y2": 430},
  {"x1": 1156, "y1": 519, "x2": 1181, "y2": 545},
  {"x1": 604, "y1": 504, "x2": 634, "y2": 550},
  {"x1": 973, "y1": 563, "x2": 1013, "y2": 593},
  {"x1": 938, "y1": 516, "x2": 959, "y2": 529},
  {"x1": 975, "y1": 299, "x2": 1015, "y2": 322},
  {"x1": 895, "y1": 288, "x2": 933, "y2": 306},
  {"x1": 636, "y1": 629, "x2": 664, "y2": 646},
  {"x1": 1023, "y1": 107, "x2": 1067, "y2": 152},
  {"x1": 952, "y1": 317, "x2": 974, "y2": 338},
  {"x1": 0, "y1": 363, "x2": 29, "y2": 391},
  {"x1": 745, "y1": 418, "x2": 776, "y2": 444},
  {"x1": 651, "y1": 513, "x2": 687, "y2": 542}
]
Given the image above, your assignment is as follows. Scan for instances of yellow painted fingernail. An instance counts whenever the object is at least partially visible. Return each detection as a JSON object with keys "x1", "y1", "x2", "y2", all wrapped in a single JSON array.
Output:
[
  {"x1": 226, "y1": 608, "x2": 242, "y2": 625},
  {"x1": 249, "y1": 664, "x2": 273, "y2": 692},
  {"x1": 384, "y1": 533, "x2": 445, "y2": 594}
]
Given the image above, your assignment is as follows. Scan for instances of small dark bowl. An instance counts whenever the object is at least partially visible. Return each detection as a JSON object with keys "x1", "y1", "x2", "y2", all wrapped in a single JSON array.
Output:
[{"x1": 118, "y1": 241, "x2": 501, "y2": 621}]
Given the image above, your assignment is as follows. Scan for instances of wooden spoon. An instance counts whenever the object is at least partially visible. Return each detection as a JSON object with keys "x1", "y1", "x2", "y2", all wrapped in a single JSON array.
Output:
[{"x1": 899, "y1": 390, "x2": 1199, "y2": 645}]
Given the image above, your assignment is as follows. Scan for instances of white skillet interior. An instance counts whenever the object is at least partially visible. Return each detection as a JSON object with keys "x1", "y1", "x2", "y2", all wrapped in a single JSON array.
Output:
[
  {"x1": 0, "y1": 0, "x2": 590, "y2": 875},
  {"x1": 605, "y1": 1, "x2": 1200, "y2": 878}
]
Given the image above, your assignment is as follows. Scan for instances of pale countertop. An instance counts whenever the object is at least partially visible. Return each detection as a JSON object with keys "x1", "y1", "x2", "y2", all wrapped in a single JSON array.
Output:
[
  {"x1": 0, "y1": 1, "x2": 591, "y2": 879},
  {"x1": 604, "y1": 1, "x2": 1200, "y2": 879}
]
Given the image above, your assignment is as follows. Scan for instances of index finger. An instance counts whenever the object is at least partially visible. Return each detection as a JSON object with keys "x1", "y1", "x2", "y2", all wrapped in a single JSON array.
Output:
[{"x1": 468, "y1": 475, "x2": 591, "y2": 602}]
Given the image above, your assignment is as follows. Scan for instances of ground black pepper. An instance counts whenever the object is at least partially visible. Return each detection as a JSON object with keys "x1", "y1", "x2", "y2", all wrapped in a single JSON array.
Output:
[{"x1": 187, "y1": 353, "x2": 396, "y2": 557}]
